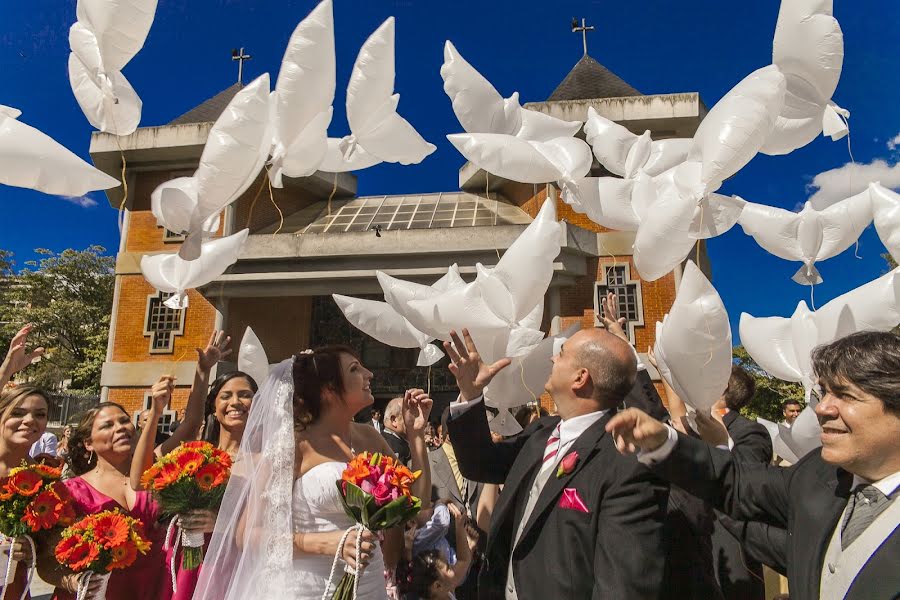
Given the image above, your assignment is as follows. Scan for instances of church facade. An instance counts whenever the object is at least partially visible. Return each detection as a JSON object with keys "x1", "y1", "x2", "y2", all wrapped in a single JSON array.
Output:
[{"x1": 90, "y1": 54, "x2": 709, "y2": 427}]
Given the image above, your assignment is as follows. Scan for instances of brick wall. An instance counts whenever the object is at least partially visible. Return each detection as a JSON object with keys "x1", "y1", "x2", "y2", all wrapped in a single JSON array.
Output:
[
  {"x1": 110, "y1": 275, "x2": 218, "y2": 363},
  {"x1": 107, "y1": 387, "x2": 192, "y2": 415}
]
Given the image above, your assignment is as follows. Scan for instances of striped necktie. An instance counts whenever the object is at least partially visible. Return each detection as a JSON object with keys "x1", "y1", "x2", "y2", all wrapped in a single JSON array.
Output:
[
  {"x1": 841, "y1": 484, "x2": 891, "y2": 549},
  {"x1": 543, "y1": 424, "x2": 562, "y2": 465}
]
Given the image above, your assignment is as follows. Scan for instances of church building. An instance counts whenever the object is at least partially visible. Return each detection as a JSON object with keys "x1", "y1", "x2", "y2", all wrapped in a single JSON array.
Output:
[{"x1": 89, "y1": 49, "x2": 709, "y2": 427}]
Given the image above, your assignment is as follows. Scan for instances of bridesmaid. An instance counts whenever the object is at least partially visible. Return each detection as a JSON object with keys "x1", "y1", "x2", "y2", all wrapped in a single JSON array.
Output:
[
  {"x1": 0, "y1": 325, "x2": 48, "y2": 600},
  {"x1": 133, "y1": 364, "x2": 256, "y2": 599},
  {"x1": 37, "y1": 331, "x2": 230, "y2": 600}
]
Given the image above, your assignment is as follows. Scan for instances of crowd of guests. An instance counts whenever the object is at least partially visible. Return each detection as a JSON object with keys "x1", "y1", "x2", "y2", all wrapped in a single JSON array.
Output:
[{"x1": 0, "y1": 298, "x2": 897, "y2": 599}]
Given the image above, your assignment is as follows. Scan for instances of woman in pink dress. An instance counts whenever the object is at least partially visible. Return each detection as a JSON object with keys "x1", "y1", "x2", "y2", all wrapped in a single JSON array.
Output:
[
  {"x1": 0, "y1": 326, "x2": 50, "y2": 600},
  {"x1": 134, "y1": 361, "x2": 256, "y2": 599},
  {"x1": 36, "y1": 332, "x2": 230, "y2": 599}
]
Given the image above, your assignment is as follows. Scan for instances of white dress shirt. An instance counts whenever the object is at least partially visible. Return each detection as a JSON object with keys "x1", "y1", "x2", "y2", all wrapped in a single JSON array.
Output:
[{"x1": 29, "y1": 431, "x2": 58, "y2": 458}]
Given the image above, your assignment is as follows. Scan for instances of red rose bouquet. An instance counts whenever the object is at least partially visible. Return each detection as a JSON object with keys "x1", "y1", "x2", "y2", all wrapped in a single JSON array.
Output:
[
  {"x1": 54, "y1": 510, "x2": 151, "y2": 599},
  {"x1": 141, "y1": 441, "x2": 231, "y2": 569},
  {"x1": 0, "y1": 463, "x2": 75, "y2": 588},
  {"x1": 329, "y1": 452, "x2": 422, "y2": 600}
]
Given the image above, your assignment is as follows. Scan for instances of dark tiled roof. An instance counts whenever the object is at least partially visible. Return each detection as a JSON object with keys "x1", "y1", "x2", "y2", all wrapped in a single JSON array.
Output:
[
  {"x1": 548, "y1": 55, "x2": 641, "y2": 101},
  {"x1": 168, "y1": 83, "x2": 243, "y2": 125}
]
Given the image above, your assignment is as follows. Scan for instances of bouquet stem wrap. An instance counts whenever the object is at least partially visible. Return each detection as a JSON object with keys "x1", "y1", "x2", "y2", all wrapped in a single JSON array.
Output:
[
  {"x1": 0, "y1": 535, "x2": 35, "y2": 600},
  {"x1": 76, "y1": 571, "x2": 110, "y2": 600},
  {"x1": 321, "y1": 525, "x2": 363, "y2": 600},
  {"x1": 164, "y1": 516, "x2": 207, "y2": 593}
]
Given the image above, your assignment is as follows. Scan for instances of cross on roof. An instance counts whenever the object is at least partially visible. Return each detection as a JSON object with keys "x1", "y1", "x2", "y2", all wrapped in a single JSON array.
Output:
[
  {"x1": 571, "y1": 18, "x2": 595, "y2": 56},
  {"x1": 231, "y1": 47, "x2": 252, "y2": 84}
]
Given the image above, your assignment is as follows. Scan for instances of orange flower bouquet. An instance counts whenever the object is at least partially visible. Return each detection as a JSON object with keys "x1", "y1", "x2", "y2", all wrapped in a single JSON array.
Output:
[
  {"x1": 54, "y1": 509, "x2": 151, "y2": 599},
  {"x1": 0, "y1": 463, "x2": 75, "y2": 587},
  {"x1": 141, "y1": 441, "x2": 231, "y2": 570},
  {"x1": 328, "y1": 452, "x2": 422, "y2": 600}
]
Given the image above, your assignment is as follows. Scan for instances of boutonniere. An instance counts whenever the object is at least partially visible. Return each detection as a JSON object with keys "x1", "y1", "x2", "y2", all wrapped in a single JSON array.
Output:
[{"x1": 556, "y1": 451, "x2": 579, "y2": 478}]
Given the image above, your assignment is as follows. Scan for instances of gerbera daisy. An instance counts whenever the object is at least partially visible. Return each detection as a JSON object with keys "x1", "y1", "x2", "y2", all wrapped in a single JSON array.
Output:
[
  {"x1": 94, "y1": 512, "x2": 129, "y2": 549},
  {"x1": 176, "y1": 450, "x2": 205, "y2": 476},
  {"x1": 107, "y1": 540, "x2": 138, "y2": 571},
  {"x1": 23, "y1": 489, "x2": 63, "y2": 531},
  {"x1": 8, "y1": 469, "x2": 43, "y2": 496}
]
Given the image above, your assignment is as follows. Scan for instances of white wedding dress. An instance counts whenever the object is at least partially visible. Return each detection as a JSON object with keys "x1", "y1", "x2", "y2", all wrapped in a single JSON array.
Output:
[{"x1": 293, "y1": 461, "x2": 389, "y2": 600}]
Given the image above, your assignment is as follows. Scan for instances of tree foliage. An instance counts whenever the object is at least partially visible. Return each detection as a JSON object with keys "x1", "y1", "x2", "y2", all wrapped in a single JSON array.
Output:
[
  {"x1": 0, "y1": 246, "x2": 114, "y2": 392},
  {"x1": 732, "y1": 345, "x2": 805, "y2": 422}
]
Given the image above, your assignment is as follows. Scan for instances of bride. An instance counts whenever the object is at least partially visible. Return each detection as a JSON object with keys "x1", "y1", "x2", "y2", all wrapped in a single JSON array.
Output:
[{"x1": 193, "y1": 345, "x2": 433, "y2": 600}]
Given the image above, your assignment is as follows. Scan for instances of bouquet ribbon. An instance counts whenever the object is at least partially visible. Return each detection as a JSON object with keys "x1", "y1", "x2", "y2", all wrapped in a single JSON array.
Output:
[
  {"x1": 75, "y1": 571, "x2": 110, "y2": 600},
  {"x1": 0, "y1": 535, "x2": 36, "y2": 600},
  {"x1": 321, "y1": 524, "x2": 364, "y2": 600},
  {"x1": 163, "y1": 517, "x2": 207, "y2": 593}
]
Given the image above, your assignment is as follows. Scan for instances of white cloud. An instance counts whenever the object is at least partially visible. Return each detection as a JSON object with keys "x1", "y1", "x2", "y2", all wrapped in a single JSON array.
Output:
[
  {"x1": 60, "y1": 195, "x2": 99, "y2": 208},
  {"x1": 888, "y1": 133, "x2": 900, "y2": 151},
  {"x1": 806, "y1": 159, "x2": 900, "y2": 210}
]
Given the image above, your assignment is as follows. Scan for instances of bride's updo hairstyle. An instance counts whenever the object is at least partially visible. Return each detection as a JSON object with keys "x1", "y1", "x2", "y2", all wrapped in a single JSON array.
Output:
[{"x1": 292, "y1": 345, "x2": 359, "y2": 430}]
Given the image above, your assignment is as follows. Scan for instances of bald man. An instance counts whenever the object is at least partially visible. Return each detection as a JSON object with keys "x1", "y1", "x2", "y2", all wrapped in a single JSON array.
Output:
[{"x1": 444, "y1": 328, "x2": 668, "y2": 600}]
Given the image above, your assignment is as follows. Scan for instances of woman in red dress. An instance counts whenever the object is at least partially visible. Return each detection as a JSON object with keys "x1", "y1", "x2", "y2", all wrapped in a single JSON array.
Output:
[{"x1": 37, "y1": 332, "x2": 230, "y2": 599}]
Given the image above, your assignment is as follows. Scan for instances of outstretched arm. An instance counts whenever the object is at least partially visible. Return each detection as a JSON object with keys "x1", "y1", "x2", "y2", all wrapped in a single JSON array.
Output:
[
  {"x1": 606, "y1": 408, "x2": 792, "y2": 526},
  {"x1": 0, "y1": 325, "x2": 45, "y2": 390},
  {"x1": 130, "y1": 375, "x2": 175, "y2": 490},
  {"x1": 157, "y1": 331, "x2": 232, "y2": 456},
  {"x1": 402, "y1": 388, "x2": 433, "y2": 511}
]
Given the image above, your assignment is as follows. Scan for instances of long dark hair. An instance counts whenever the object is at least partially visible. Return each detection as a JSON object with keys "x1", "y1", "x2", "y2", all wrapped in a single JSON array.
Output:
[
  {"x1": 202, "y1": 371, "x2": 259, "y2": 444},
  {"x1": 292, "y1": 345, "x2": 358, "y2": 430},
  {"x1": 67, "y1": 401, "x2": 131, "y2": 475}
]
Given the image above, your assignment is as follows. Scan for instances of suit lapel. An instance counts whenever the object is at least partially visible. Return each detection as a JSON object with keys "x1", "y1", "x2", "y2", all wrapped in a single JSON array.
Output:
[
  {"x1": 489, "y1": 420, "x2": 558, "y2": 545},
  {"x1": 517, "y1": 412, "x2": 613, "y2": 541},
  {"x1": 433, "y1": 448, "x2": 463, "y2": 504},
  {"x1": 809, "y1": 466, "x2": 854, "y2": 590}
]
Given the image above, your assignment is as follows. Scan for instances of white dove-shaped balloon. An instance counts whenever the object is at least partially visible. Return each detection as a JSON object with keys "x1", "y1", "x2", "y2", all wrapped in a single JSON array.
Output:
[
  {"x1": 652, "y1": 261, "x2": 732, "y2": 412},
  {"x1": 739, "y1": 267, "x2": 900, "y2": 393},
  {"x1": 762, "y1": 0, "x2": 848, "y2": 155},
  {"x1": 140, "y1": 229, "x2": 249, "y2": 309},
  {"x1": 758, "y1": 406, "x2": 822, "y2": 464},
  {"x1": 440, "y1": 41, "x2": 580, "y2": 142},
  {"x1": 686, "y1": 65, "x2": 786, "y2": 198},
  {"x1": 68, "y1": 0, "x2": 158, "y2": 135},
  {"x1": 269, "y1": 0, "x2": 335, "y2": 187},
  {"x1": 333, "y1": 264, "x2": 467, "y2": 366},
  {"x1": 870, "y1": 183, "x2": 900, "y2": 264},
  {"x1": 152, "y1": 75, "x2": 272, "y2": 260},
  {"x1": 332, "y1": 295, "x2": 443, "y2": 367},
  {"x1": 0, "y1": 106, "x2": 119, "y2": 196},
  {"x1": 320, "y1": 17, "x2": 435, "y2": 172},
  {"x1": 485, "y1": 324, "x2": 580, "y2": 411},
  {"x1": 400, "y1": 200, "x2": 559, "y2": 363},
  {"x1": 238, "y1": 326, "x2": 270, "y2": 389},
  {"x1": 736, "y1": 187, "x2": 873, "y2": 285},
  {"x1": 447, "y1": 133, "x2": 592, "y2": 206},
  {"x1": 583, "y1": 107, "x2": 691, "y2": 179}
]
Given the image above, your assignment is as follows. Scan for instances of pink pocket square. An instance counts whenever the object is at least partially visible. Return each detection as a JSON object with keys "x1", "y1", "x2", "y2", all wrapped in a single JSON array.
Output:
[{"x1": 559, "y1": 488, "x2": 589, "y2": 513}]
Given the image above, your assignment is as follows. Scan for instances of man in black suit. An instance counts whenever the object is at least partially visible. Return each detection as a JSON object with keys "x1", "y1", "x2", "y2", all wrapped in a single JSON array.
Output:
[
  {"x1": 444, "y1": 328, "x2": 668, "y2": 600},
  {"x1": 607, "y1": 330, "x2": 900, "y2": 600},
  {"x1": 712, "y1": 366, "x2": 772, "y2": 600},
  {"x1": 381, "y1": 396, "x2": 411, "y2": 464}
]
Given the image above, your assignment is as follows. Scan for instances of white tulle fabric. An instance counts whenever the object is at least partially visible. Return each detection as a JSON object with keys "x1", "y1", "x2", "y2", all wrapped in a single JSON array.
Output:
[{"x1": 192, "y1": 359, "x2": 387, "y2": 600}]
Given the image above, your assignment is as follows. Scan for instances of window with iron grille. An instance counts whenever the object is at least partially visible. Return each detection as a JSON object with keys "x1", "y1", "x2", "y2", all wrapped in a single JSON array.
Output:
[
  {"x1": 594, "y1": 264, "x2": 644, "y2": 344},
  {"x1": 143, "y1": 291, "x2": 186, "y2": 353},
  {"x1": 135, "y1": 393, "x2": 177, "y2": 434}
]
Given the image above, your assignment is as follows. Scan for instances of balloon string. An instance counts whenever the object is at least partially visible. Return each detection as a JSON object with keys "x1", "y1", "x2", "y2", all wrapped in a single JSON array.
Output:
[
  {"x1": 810, "y1": 283, "x2": 817, "y2": 311},
  {"x1": 426, "y1": 365, "x2": 432, "y2": 397},
  {"x1": 102, "y1": 90, "x2": 129, "y2": 235},
  {"x1": 519, "y1": 360, "x2": 537, "y2": 405},
  {"x1": 488, "y1": 172, "x2": 501, "y2": 260},
  {"x1": 265, "y1": 167, "x2": 284, "y2": 236},
  {"x1": 245, "y1": 174, "x2": 269, "y2": 229},
  {"x1": 327, "y1": 171, "x2": 338, "y2": 217}
]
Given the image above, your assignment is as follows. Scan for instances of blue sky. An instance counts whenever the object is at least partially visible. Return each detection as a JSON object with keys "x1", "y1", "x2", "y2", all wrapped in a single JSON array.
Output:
[{"x1": 1, "y1": 0, "x2": 899, "y2": 343}]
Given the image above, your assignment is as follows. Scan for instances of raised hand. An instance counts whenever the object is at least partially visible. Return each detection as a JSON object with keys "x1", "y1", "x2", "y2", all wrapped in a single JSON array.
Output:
[
  {"x1": 693, "y1": 409, "x2": 730, "y2": 447},
  {"x1": 605, "y1": 408, "x2": 669, "y2": 455},
  {"x1": 600, "y1": 292, "x2": 629, "y2": 342},
  {"x1": 149, "y1": 375, "x2": 176, "y2": 415},
  {"x1": 1, "y1": 324, "x2": 45, "y2": 378},
  {"x1": 402, "y1": 388, "x2": 433, "y2": 436},
  {"x1": 197, "y1": 330, "x2": 232, "y2": 372},
  {"x1": 444, "y1": 329, "x2": 511, "y2": 401}
]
